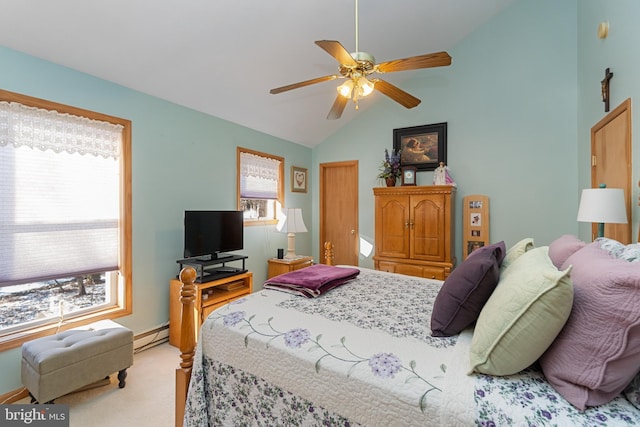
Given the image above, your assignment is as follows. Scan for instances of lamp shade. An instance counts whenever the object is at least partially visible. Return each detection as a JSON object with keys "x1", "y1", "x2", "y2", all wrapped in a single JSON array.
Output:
[
  {"x1": 277, "y1": 208, "x2": 307, "y2": 259},
  {"x1": 577, "y1": 188, "x2": 627, "y2": 224},
  {"x1": 277, "y1": 208, "x2": 308, "y2": 233}
]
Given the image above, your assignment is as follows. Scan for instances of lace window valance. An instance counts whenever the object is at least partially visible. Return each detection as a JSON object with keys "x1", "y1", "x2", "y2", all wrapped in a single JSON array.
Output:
[
  {"x1": 240, "y1": 151, "x2": 281, "y2": 199},
  {"x1": 0, "y1": 101, "x2": 122, "y2": 159}
]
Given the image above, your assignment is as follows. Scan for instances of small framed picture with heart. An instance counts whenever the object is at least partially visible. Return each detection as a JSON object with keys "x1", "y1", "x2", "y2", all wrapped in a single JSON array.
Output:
[{"x1": 291, "y1": 166, "x2": 308, "y2": 193}]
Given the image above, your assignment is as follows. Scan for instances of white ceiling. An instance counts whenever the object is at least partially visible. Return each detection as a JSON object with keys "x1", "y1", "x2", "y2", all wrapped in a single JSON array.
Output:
[{"x1": 0, "y1": 0, "x2": 513, "y2": 147}]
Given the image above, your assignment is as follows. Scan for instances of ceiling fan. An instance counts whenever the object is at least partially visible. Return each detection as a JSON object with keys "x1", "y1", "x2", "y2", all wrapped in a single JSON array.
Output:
[{"x1": 270, "y1": 0, "x2": 452, "y2": 120}]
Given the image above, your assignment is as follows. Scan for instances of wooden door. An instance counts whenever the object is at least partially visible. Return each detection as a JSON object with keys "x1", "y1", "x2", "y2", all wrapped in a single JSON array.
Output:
[
  {"x1": 591, "y1": 98, "x2": 632, "y2": 243},
  {"x1": 374, "y1": 194, "x2": 410, "y2": 258},
  {"x1": 319, "y1": 161, "x2": 359, "y2": 265},
  {"x1": 411, "y1": 194, "x2": 445, "y2": 261}
]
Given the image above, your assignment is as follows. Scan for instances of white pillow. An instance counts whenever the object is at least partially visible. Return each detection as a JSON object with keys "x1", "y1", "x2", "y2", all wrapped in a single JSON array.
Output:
[{"x1": 499, "y1": 237, "x2": 534, "y2": 273}]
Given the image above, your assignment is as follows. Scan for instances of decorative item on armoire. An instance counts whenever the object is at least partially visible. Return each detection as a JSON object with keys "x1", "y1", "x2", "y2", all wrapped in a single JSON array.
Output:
[
  {"x1": 433, "y1": 161, "x2": 456, "y2": 186},
  {"x1": 377, "y1": 148, "x2": 401, "y2": 186},
  {"x1": 401, "y1": 166, "x2": 417, "y2": 186}
]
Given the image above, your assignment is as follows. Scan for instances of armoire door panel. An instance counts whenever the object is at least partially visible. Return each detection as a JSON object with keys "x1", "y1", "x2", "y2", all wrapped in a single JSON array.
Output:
[
  {"x1": 411, "y1": 195, "x2": 445, "y2": 261},
  {"x1": 376, "y1": 196, "x2": 410, "y2": 258}
]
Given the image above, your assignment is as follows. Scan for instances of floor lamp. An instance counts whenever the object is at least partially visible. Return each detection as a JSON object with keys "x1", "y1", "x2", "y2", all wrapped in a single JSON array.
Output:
[
  {"x1": 276, "y1": 208, "x2": 308, "y2": 259},
  {"x1": 577, "y1": 186, "x2": 627, "y2": 239}
]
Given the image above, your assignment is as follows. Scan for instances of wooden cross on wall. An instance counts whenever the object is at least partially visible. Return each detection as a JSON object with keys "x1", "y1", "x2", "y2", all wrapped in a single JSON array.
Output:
[{"x1": 601, "y1": 67, "x2": 613, "y2": 112}]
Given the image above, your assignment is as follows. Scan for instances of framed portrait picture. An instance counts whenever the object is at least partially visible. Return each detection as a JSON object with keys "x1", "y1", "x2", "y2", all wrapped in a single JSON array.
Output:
[
  {"x1": 393, "y1": 122, "x2": 447, "y2": 171},
  {"x1": 291, "y1": 166, "x2": 307, "y2": 193},
  {"x1": 470, "y1": 213, "x2": 482, "y2": 226},
  {"x1": 467, "y1": 240, "x2": 485, "y2": 255}
]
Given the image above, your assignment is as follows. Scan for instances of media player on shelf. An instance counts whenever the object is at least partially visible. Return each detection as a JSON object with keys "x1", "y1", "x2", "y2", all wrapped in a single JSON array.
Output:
[
  {"x1": 176, "y1": 253, "x2": 248, "y2": 283},
  {"x1": 216, "y1": 266, "x2": 238, "y2": 273}
]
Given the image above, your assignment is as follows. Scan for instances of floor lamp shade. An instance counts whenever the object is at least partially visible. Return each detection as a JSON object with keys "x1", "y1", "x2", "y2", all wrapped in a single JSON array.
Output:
[
  {"x1": 577, "y1": 188, "x2": 627, "y2": 238},
  {"x1": 276, "y1": 208, "x2": 307, "y2": 259}
]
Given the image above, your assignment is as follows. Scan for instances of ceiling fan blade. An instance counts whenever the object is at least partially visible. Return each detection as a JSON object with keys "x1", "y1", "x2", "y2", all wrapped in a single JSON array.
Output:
[
  {"x1": 270, "y1": 75, "x2": 339, "y2": 94},
  {"x1": 327, "y1": 95, "x2": 349, "y2": 120},
  {"x1": 376, "y1": 51, "x2": 451, "y2": 73},
  {"x1": 373, "y1": 79, "x2": 421, "y2": 109},
  {"x1": 315, "y1": 40, "x2": 358, "y2": 66}
]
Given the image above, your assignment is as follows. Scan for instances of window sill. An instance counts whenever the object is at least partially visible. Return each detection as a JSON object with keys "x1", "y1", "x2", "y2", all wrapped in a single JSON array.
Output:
[
  {"x1": 244, "y1": 219, "x2": 278, "y2": 226},
  {"x1": 0, "y1": 305, "x2": 131, "y2": 352}
]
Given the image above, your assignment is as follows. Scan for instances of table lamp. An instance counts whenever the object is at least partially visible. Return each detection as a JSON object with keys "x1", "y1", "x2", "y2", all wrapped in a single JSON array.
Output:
[
  {"x1": 276, "y1": 208, "x2": 308, "y2": 259},
  {"x1": 577, "y1": 185, "x2": 627, "y2": 238}
]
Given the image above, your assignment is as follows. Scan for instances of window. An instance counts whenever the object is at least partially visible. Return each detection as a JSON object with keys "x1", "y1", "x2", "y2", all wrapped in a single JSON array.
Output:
[
  {"x1": 0, "y1": 89, "x2": 132, "y2": 350},
  {"x1": 237, "y1": 147, "x2": 284, "y2": 225}
]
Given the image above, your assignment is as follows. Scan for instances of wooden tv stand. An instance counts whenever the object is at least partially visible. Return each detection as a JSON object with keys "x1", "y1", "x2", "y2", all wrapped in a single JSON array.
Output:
[{"x1": 168, "y1": 271, "x2": 253, "y2": 347}]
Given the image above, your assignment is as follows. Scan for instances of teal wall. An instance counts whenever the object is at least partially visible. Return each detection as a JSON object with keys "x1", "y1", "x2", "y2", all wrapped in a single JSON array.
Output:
[
  {"x1": 0, "y1": 47, "x2": 312, "y2": 393},
  {"x1": 312, "y1": 0, "x2": 579, "y2": 267},
  {"x1": 2, "y1": 0, "x2": 639, "y2": 395}
]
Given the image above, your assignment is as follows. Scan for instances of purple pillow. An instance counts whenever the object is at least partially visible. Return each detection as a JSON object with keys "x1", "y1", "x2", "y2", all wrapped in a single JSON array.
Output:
[
  {"x1": 431, "y1": 241, "x2": 505, "y2": 337},
  {"x1": 466, "y1": 241, "x2": 507, "y2": 266},
  {"x1": 548, "y1": 234, "x2": 586, "y2": 269},
  {"x1": 539, "y1": 242, "x2": 640, "y2": 410}
]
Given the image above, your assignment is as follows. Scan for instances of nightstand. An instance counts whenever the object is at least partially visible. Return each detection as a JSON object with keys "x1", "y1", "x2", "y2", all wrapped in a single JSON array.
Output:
[{"x1": 267, "y1": 256, "x2": 314, "y2": 279}]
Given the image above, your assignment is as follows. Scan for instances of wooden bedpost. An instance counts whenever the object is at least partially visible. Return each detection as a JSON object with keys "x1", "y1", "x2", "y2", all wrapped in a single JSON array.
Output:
[
  {"x1": 175, "y1": 267, "x2": 197, "y2": 427},
  {"x1": 324, "y1": 241, "x2": 334, "y2": 266}
]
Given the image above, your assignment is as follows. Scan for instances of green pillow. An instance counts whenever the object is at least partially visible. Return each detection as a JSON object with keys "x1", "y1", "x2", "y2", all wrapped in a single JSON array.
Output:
[
  {"x1": 500, "y1": 237, "x2": 534, "y2": 272},
  {"x1": 469, "y1": 246, "x2": 573, "y2": 376}
]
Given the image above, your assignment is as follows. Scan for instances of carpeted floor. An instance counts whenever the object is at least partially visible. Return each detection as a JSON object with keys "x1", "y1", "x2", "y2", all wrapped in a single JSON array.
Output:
[{"x1": 17, "y1": 341, "x2": 179, "y2": 427}]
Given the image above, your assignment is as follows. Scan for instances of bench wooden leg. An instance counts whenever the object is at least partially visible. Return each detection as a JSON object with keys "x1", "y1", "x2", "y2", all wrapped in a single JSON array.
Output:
[
  {"x1": 29, "y1": 391, "x2": 54, "y2": 404},
  {"x1": 117, "y1": 369, "x2": 127, "y2": 388}
]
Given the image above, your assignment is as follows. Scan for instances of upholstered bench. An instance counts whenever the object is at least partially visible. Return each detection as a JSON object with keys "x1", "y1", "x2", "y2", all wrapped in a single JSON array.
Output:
[{"x1": 21, "y1": 319, "x2": 133, "y2": 403}]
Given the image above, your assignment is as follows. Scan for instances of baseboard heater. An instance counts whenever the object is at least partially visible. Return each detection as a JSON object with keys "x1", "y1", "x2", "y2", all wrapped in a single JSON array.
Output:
[{"x1": 134, "y1": 324, "x2": 169, "y2": 352}]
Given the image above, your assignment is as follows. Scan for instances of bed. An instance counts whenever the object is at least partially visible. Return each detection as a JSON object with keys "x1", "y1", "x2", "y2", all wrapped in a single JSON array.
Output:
[{"x1": 175, "y1": 238, "x2": 640, "y2": 426}]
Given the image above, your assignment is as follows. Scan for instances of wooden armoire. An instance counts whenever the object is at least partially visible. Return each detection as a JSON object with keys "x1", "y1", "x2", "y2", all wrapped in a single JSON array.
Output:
[{"x1": 373, "y1": 185, "x2": 456, "y2": 279}]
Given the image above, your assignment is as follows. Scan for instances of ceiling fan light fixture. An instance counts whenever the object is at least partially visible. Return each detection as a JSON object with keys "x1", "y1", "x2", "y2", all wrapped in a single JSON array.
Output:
[
  {"x1": 337, "y1": 79, "x2": 354, "y2": 98},
  {"x1": 357, "y1": 76, "x2": 374, "y2": 96}
]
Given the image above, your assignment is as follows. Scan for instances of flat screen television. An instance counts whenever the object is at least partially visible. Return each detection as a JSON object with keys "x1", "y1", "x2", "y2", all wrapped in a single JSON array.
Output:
[{"x1": 184, "y1": 210, "x2": 243, "y2": 260}]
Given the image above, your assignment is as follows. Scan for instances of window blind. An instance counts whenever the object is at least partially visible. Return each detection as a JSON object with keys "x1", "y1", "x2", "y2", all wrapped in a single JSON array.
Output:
[
  {"x1": 239, "y1": 151, "x2": 280, "y2": 199},
  {"x1": 0, "y1": 102, "x2": 123, "y2": 287}
]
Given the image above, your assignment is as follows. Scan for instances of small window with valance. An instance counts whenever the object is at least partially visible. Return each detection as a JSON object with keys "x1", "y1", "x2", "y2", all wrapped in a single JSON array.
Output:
[{"x1": 237, "y1": 147, "x2": 284, "y2": 224}]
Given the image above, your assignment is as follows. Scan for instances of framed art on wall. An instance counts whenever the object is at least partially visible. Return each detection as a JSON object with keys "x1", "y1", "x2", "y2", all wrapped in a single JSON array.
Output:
[
  {"x1": 291, "y1": 166, "x2": 307, "y2": 193},
  {"x1": 393, "y1": 122, "x2": 447, "y2": 171}
]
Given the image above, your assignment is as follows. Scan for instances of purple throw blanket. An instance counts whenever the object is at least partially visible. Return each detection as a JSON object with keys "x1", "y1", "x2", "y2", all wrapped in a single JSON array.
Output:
[{"x1": 263, "y1": 264, "x2": 360, "y2": 298}]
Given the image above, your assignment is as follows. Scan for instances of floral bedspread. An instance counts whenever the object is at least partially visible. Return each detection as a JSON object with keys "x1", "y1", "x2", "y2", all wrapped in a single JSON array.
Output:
[{"x1": 183, "y1": 267, "x2": 640, "y2": 426}]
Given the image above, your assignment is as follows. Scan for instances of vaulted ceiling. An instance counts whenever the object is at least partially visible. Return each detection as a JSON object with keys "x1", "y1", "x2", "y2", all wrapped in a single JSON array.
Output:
[{"x1": 0, "y1": 0, "x2": 514, "y2": 146}]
